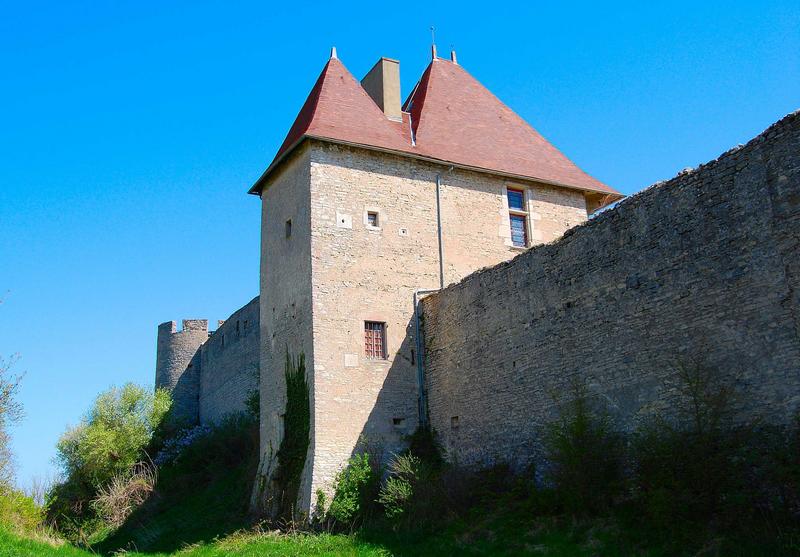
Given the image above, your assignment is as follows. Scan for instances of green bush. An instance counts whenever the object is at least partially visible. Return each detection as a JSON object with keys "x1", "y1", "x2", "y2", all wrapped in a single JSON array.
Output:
[
  {"x1": 159, "y1": 413, "x2": 258, "y2": 495},
  {"x1": 374, "y1": 428, "x2": 459, "y2": 529},
  {"x1": 55, "y1": 384, "x2": 171, "y2": 488},
  {"x1": 0, "y1": 485, "x2": 43, "y2": 535},
  {"x1": 631, "y1": 363, "x2": 752, "y2": 529},
  {"x1": 47, "y1": 383, "x2": 171, "y2": 540},
  {"x1": 763, "y1": 414, "x2": 800, "y2": 519},
  {"x1": 378, "y1": 454, "x2": 419, "y2": 519},
  {"x1": 632, "y1": 419, "x2": 752, "y2": 528},
  {"x1": 543, "y1": 382, "x2": 625, "y2": 515},
  {"x1": 94, "y1": 414, "x2": 260, "y2": 554},
  {"x1": 245, "y1": 389, "x2": 260, "y2": 419},
  {"x1": 327, "y1": 453, "x2": 380, "y2": 528}
]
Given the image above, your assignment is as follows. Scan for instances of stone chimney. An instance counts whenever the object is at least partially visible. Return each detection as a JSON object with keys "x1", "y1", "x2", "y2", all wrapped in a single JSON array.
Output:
[{"x1": 361, "y1": 58, "x2": 402, "y2": 122}]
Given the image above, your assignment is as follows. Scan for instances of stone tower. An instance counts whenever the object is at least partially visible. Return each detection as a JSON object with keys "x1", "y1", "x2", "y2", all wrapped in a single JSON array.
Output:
[
  {"x1": 249, "y1": 49, "x2": 623, "y2": 515},
  {"x1": 155, "y1": 319, "x2": 208, "y2": 423}
]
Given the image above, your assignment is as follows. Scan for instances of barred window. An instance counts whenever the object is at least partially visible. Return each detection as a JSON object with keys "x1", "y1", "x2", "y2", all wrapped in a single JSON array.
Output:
[{"x1": 364, "y1": 321, "x2": 386, "y2": 359}]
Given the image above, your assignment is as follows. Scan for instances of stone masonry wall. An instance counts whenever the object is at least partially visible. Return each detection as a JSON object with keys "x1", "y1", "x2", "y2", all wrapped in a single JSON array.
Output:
[
  {"x1": 423, "y1": 111, "x2": 800, "y2": 470},
  {"x1": 199, "y1": 296, "x2": 260, "y2": 423},
  {"x1": 156, "y1": 298, "x2": 260, "y2": 426},
  {"x1": 256, "y1": 144, "x2": 317, "y2": 512},
  {"x1": 156, "y1": 319, "x2": 208, "y2": 422},
  {"x1": 305, "y1": 140, "x2": 589, "y2": 506}
]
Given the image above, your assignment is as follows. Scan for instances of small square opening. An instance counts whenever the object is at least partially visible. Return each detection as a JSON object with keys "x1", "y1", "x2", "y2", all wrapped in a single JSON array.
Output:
[
  {"x1": 451, "y1": 416, "x2": 460, "y2": 428},
  {"x1": 367, "y1": 211, "x2": 379, "y2": 227}
]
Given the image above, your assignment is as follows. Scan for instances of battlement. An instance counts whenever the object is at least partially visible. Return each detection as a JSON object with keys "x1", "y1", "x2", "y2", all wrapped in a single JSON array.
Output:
[
  {"x1": 154, "y1": 298, "x2": 260, "y2": 426},
  {"x1": 157, "y1": 319, "x2": 209, "y2": 336},
  {"x1": 184, "y1": 319, "x2": 209, "y2": 332}
]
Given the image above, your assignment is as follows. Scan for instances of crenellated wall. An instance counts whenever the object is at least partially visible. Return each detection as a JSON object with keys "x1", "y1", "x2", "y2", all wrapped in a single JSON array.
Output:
[
  {"x1": 155, "y1": 298, "x2": 260, "y2": 425},
  {"x1": 156, "y1": 319, "x2": 208, "y2": 422},
  {"x1": 199, "y1": 296, "x2": 260, "y2": 423},
  {"x1": 422, "y1": 111, "x2": 800, "y2": 470}
]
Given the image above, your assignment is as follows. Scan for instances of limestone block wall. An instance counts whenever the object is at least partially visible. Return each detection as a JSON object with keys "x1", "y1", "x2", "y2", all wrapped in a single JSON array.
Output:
[
  {"x1": 304, "y1": 140, "x2": 589, "y2": 505},
  {"x1": 256, "y1": 145, "x2": 316, "y2": 511},
  {"x1": 199, "y1": 296, "x2": 260, "y2": 423},
  {"x1": 423, "y1": 111, "x2": 800, "y2": 470},
  {"x1": 156, "y1": 319, "x2": 208, "y2": 422}
]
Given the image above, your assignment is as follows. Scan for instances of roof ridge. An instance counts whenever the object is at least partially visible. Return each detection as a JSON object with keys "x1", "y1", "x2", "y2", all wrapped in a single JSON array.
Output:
[{"x1": 252, "y1": 54, "x2": 622, "y2": 203}]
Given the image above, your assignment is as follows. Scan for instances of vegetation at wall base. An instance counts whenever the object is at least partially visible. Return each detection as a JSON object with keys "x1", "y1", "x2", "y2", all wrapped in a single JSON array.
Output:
[
  {"x1": 46, "y1": 383, "x2": 172, "y2": 542},
  {"x1": 268, "y1": 350, "x2": 310, "y2": 521},
  {"x1": 92, "y1": 413, "x2": 259, "y2": 554},
  {"x1": 4, "y1": 363, "x2": 797, "y2": 556}
]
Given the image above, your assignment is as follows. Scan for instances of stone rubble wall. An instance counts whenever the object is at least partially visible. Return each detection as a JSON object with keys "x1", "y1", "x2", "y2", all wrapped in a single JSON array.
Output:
[
  {"x1": 156, "y1": 298, "x2": 260, "y2": 425},
  {"x1": 199, "y1": 296, "x2": 260, "y2": 423},
  {"x1": 422, "y1": 111, "x2": 800, "y2": 470}
]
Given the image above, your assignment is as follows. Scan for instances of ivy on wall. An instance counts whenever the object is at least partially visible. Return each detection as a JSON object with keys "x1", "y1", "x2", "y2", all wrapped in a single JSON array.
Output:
[{"x1": 272, "y1": 350, "x2": 310, "y2": 520}]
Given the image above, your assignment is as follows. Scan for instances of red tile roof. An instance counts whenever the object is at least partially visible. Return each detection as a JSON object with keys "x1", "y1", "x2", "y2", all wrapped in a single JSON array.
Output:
[{"x1": 250, "y1": 55, "x2": 621, "y2": 202}]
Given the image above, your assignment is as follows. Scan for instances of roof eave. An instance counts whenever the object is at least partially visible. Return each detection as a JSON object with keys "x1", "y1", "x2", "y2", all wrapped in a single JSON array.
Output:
[
  {"x1": 249, "y1": 134, "x2": 623, "y2": 203},
  {"x1": 247, "y1": 136, "x2": 309, "y2": 195}
]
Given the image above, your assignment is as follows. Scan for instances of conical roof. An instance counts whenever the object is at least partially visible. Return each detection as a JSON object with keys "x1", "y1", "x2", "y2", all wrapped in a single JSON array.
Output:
[{"x1": 252, "y1": 55, "x2": 621, "y2": 202}]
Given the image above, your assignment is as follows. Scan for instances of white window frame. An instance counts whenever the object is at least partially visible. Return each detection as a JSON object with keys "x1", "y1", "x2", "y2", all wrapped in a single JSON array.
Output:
[{"x1": 505, "y1": 185, "x2": 531, "y2": 248}]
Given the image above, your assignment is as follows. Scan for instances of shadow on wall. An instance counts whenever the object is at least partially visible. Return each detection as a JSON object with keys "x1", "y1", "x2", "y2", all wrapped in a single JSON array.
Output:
[
  {"x1": 170, "y1": 357, "x2": 200, "y2": 424},
  {"x1": 350, "y1": 315, "x2": 421, "y2": 468},
  {"x1": 420, "y1": 110, "x2": 800, "y2": 471}
]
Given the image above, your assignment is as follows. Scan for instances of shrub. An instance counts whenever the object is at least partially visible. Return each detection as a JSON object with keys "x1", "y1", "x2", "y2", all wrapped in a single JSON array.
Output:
[
  {"x1": 153, "y1": 424, "x2": 213, "y2": 467},
  {"x1": 48, "y1": 383, "x2": 171, "y2": 539},
  {"x1": 55, "y1": 384, "x2": 171, "y2": 489},
  {"x1": 374, "y1": 428, "x2": 459, "y2": 528},
  {"x1": 327, "y1": 453, "x2": 380, "y2": 528},
  {"x1": 159, "y1": 413, "x2": 258, "y2": 496},
  {"x1": 765, "y1": 414, "x2": 800, "y2": 519},
  {"x1": 245, "y1": 389, "x2": 260, "y2": 419},
  {"x1": 630, "y1": 363, "x2": 763, "y2": 531},
  {"x1": 91, "y1": 461, "x2": 157, "y2": 527},
  {"x1": 0, "y1": 485, "x2": 43, "y2": 535},
  {"x1": 92, "y1": 413, "x2": 260, "y2": 554},
  {"x1": 406, "y1": 427, "x2": 444, "y2": 468},
  {"x1": 44, "y1": 474, "x2": 98, "y2": 542},
  {"x1": 543, "y1": 382, "x2": 625, "y2": 514},
  {"x1": 378, "y1": 454, "x2": 422, "y2": 520}
]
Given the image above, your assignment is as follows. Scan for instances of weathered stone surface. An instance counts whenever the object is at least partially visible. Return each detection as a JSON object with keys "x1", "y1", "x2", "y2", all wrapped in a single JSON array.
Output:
[
  {"x1": 199, "y1": 296, "x2": 260, "y2": 423},
  {"x1": 256, "y1": 144, "x2": 317, "y2": 511},
  {"x1": 155, "y1": 319, "x2": 207, "y2": 422},
  {"x1": 155, "y1": 299, "x2": 260, "y2": 426},
  {"x1": 254, "y1": 139, "x2": 588, "y2": 514},
  {"x1": 422, "y1": 111, "x2": 800, "y2": 470}
]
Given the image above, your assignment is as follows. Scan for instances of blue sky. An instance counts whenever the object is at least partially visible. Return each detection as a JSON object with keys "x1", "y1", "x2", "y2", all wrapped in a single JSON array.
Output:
[{"x1": 1, "y1": 0, "x2": 797, "y2": 489}]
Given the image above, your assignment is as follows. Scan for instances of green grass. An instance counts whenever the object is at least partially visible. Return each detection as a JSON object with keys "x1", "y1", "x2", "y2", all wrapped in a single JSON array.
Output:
[
  {"x1": 0, "y1": 528, "x2": 387, "y2": 556},
  {"x1": 3, "y1": 508, "x2": 797, "y2": 557},
  {"x1": 0, "y1": 528, "x2": 91, "y2": 557}
]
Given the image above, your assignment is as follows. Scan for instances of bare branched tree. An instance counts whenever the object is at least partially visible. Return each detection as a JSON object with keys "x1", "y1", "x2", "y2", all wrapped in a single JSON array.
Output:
[{"x1": 0, "y1": 296, "x2": 25, "y2": 486}]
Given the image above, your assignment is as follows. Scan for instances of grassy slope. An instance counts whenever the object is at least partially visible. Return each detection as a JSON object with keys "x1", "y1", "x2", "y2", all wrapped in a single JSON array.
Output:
[
  {"x1": 92, "y1": 418, "x2": 260, "y2": 554},
  {"x1": 0, "y1": 528, "x2": 386, "y2": 557},
  {"x1": 12, "y1": 416, "x2": 791, "y2": 556},
  {"x1": 3, "y1": 507, "x2": 791, "y2": 557}
]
